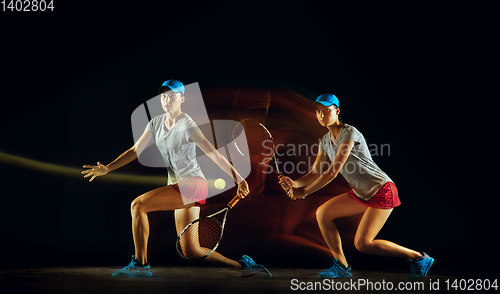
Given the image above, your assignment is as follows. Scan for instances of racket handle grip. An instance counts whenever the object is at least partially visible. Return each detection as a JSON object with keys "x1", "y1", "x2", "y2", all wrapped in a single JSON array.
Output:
[
  {"x1": 271, "y1": 169, "x2": 283, "y2": 179},
  {"x1": 227, "y1": 195, "x2": 241, "y2": 209}
]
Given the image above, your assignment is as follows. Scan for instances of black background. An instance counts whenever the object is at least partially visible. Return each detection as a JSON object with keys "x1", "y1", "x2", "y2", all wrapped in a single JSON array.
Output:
[{"x1": 0, "y1": 1, "x2": 495, "y2": 277}]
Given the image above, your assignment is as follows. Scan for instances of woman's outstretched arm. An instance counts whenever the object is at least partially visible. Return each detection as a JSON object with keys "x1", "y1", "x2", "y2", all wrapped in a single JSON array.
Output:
[{"x1": 82, "y1": 128, "x2": 153, "y2": 182}]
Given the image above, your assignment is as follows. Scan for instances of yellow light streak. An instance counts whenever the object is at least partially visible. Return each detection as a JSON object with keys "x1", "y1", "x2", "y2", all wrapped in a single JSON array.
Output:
[{"x1": 0, "y1": 151, "x2": 166, "y2": 186}]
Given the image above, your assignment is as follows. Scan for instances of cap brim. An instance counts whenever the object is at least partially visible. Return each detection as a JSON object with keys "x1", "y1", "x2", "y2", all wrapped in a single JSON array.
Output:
[
  {"x1": 310, "y1": 101, "x2": 329, "y2": 111},
  {"x1": 158, "y1": 85, "x2": 182, "y2": 94},
  {"x1": 315, "y1": 100, "x2": 334, "y2": 107}
]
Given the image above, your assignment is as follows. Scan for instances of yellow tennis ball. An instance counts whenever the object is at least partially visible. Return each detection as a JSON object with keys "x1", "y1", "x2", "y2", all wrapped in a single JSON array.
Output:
[{"x1": 214, "y1": 178, "x2": 226, "y2": 190}]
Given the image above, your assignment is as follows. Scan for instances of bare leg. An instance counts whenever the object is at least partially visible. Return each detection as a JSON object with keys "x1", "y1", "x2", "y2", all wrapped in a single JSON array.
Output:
[
  {"x1": 130, "y1": 185, "x2": 241, "y2": 267},
  {"x1": 316, "y1": 194, "x2": 367, "y2": 267},
  {"x1": 354, "y1": 207, "x2": 422, "y2": 259},
  {"x1": 174, "y1": 208, "x2": 241, "y2": 268},
  {"x1": 130, "y1": 186, "x2": 194, "y2": 265}
]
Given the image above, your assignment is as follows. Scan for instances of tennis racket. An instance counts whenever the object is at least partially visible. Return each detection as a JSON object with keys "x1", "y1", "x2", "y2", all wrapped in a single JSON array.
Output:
[
  {"x1": 176, "y1": 119, "x2": 282, "y2": 260},
  {"x1": 176, "y1": 195, "x2": 241, "y2": 260},
  {"x1": 232, "y1": 119, "x2": 283, "y2": 179}
]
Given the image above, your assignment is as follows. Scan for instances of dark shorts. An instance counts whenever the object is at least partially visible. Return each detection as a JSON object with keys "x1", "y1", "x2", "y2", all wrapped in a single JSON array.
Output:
[
  {"x1": 347, "y1": 182, "x2": 401, "y2": 209},
  {"x1": 171, "y1": 176, "x2": 208, "y2": 207}
]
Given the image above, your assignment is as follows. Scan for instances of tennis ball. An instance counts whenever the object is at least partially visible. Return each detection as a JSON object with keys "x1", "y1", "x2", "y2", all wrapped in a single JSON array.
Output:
[{"x1": 214, "y1": 178, "x2": 226, "y2": 190}]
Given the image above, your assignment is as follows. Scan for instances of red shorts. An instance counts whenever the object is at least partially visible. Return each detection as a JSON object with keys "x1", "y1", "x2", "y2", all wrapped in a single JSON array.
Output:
[
  {"x1": 347, "y1": 182, "x2": 401, "y2": 209},
  {"x1": 171, "y1": 177, "x2": 208, "y2": 207}
]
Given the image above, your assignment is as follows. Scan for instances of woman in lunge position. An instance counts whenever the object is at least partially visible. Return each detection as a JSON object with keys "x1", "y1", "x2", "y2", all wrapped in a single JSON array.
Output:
[
  {"x1": 279, "y1": 93, "x2": 434, "y2": 280},
  {"x1": 82, "y1": 80, "x2": 259, "y2": 277}
]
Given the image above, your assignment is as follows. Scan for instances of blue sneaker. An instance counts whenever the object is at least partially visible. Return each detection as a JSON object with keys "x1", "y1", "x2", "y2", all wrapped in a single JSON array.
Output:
[
  {"x1": 238, "y1": 255, "x2": 273, "y2": 277},
  {"x1": 318, "y1": 259, "x2": 352, "y2": 278},
  {"x1": 111, "y1": 255, "x2": 152, "y2": 277},
  {"x1": 407, "y1": 252, "x2": 434, "y2": 280}
]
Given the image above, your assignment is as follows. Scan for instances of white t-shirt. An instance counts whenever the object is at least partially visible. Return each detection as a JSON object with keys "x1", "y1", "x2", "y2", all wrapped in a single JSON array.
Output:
[
  {"x1": 319, "y1": 124, "x2": 392, "y2": 200},
  {"x1": 146, "y1": 113, "x2": 205, "y2": 185}
]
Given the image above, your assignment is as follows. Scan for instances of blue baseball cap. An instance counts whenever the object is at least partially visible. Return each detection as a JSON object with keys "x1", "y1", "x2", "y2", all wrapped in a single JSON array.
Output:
[
  {"x1": 315, "y1": 93, "x2": 339, "y2": 108},
  {"x1": 158, "y1": 79, "x2": 185, "y2": 95}
]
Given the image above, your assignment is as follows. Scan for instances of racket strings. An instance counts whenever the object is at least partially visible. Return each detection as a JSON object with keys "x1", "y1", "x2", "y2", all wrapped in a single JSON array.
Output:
[
  {"x1": 241, "y1": 121, "x2": 274, "y2": 164},
  {"x1": 178, "y1": 218, "x2": 222, "y2": 259}
]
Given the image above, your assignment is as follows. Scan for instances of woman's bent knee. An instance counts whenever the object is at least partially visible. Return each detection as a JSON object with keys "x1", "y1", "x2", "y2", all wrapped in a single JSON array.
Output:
[
  {"x1": 131, "y1": 197, "x2": 143, "y2": 215},
  {"x1": 316, "y1": 203, "x2": 339, "y2": 225},
  {"x1": 316, "y1": 200, "x2": 344, "y2": 223},
  {"x1": 316, "y1": 194, "x2": 367, "y2": 224},
  {"x1": 354, "y1": 237, "x2": 371, "y2": 253},
  {"x1": 315, "y1": 204, "x2": 328, "y2": 223}
]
